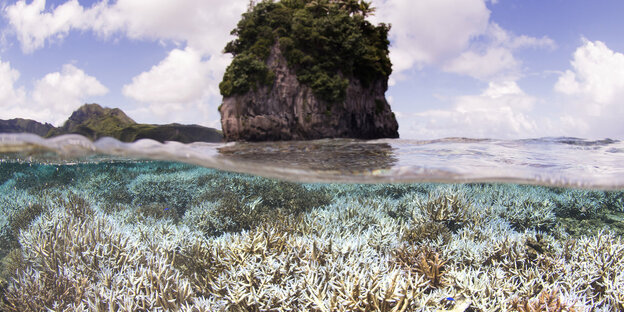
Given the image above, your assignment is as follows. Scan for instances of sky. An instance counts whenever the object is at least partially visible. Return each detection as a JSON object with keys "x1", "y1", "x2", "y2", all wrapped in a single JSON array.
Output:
[{"x1": 0, "y1": 0, "x2": 623, "y2": 140}]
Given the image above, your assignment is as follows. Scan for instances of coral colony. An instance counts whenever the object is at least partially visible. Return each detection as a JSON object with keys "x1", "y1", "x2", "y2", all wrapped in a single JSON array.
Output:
[{"x1": 0, "y1": 161, "x2": 623, "y2": 311}]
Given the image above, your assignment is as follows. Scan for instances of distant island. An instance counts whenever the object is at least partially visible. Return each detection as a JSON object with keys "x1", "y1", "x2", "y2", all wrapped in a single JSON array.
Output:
[
  {"x1": 0, "y1": 104, "x2": 223, "y2": 143},
  {"x1": 219, "y1": 0, "x2": 399, "y2": 141}
]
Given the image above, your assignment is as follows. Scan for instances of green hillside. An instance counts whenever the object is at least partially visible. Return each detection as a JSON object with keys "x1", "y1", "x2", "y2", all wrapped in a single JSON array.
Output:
[
  {"x1": 0, "y1": 119, "x2": 54, "y2": 136},
  {"x1": 43, "y1": 104, "x2": 223, "y2": 143}
]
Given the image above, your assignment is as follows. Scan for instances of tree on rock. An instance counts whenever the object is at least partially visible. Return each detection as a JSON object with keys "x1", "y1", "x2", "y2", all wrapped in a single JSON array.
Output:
[{"x1": 219, "y1": 0, "x2": 399, "y2": 141}]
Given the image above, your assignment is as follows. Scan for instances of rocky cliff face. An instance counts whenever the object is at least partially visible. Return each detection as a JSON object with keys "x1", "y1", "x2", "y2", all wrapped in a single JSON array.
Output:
[{"x1": 220, "y1": 44, "x2": 399, "y2": 141}]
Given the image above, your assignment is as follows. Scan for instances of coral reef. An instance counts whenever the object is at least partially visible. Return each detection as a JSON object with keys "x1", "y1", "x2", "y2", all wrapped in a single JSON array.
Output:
[
  {"x1": 393, "y1": 245, "x2": 448, "y2": 289},
  {"x1": 128, "y1": 169, "x2": 203, "y2": 215},
  {"x1": 510, "y1": 288, "x2": 578, "y2": 311},
  {"x1": 188, "y1": 174, "x2": 331, "y2": 235},
  {"x1": 0, "y1": 160, "x2": 623, "y2": 311}
]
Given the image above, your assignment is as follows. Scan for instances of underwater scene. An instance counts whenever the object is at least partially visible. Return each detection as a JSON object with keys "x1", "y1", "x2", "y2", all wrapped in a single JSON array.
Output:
[{"x1": 0, "y1": 135, "x2": 623, "y2": 311}]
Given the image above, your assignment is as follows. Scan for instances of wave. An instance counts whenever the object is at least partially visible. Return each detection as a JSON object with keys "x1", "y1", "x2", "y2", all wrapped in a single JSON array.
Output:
[{"x1": 1, "y1": 133, "x2": 623, "y2": 189}]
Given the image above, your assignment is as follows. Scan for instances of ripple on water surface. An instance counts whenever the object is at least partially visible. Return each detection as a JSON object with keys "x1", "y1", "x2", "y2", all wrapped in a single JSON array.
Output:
[{"x1": 1, "y1": 133, "x2": 623, "y2": 188}]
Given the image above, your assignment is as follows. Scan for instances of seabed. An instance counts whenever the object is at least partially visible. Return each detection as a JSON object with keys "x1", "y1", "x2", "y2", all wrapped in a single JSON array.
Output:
[{"x1": 0, "y1": 161, "x2": 623, "y2": 311}]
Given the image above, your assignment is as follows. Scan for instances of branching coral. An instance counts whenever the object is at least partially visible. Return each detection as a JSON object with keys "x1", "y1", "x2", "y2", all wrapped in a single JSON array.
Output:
[
  {"x1": 172, "y1": 240, "x2": 226, "y2": 297},
  {"x1": 553, "y1": 189, "x2": 607, "y2": 219},
  {"x1": 1, "y1": 203, "x2": 196, "y2": 311},
  {"x1": 418, "y1": 191, "x2": 470, "y2": 226},
  {"x1": 510, "y1": 288, "x2": 578, "y2": 312},
  {"x1": 52, "y1": 191, "x2": 93, "y2": 219},
  {"x1": 496, "y1": 198, "x2": 556, "y2": 232},
  {"x1": 402, "y1": 221, "x2": 452, "y2": 245},
  {"x1": 6, "y1": 203, "x2": 44, "y2": 247},
  {"x1": 559, "y1": 231, "x2": 624, "y2": 308},
  {"x1": 1, "y1": 162, "x2": 624, "y2": 311},
  {"x1": 189, "y1": 174, "x2": 331, "y2": 235},
  {"x1": 135, "y1": 202, "x2": 180, "y2": 222},
  {"x1": 128, "y1": 168, "x2": 205, "y2": 215},
  {"x1": 393, "y1": 245, "x2": 448, "y2": 290}
]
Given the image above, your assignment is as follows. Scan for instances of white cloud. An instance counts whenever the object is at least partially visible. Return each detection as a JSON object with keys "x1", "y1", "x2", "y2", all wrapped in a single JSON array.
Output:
[
  {"x1": 485, "y1": 23, "x2": 555, "y2": 50},
  {"x1": 370, "y1": 1, "x2": 557, "y2": 139},
  {"x1": 0, "y1": 61, "x2": 107, "y2": 125},
  {"x1": 400, "y1": 81, "x2": 539, "y2": 139},
  {"x1": 443, "y1": 23, "x2": 555, "y2": 81},
  {"x1": 123, "y1": 48, "x2": 209, "y2": 104},
  {"x1": 373, "y1": 0, "x2": 490, "y2": 74},
  {"x1": 122, "y1": 47, "x2": 229, "y2": 126},
  {"x1": 4, "y1": 0, "x2": 87, "y2": 53},
  {"x1": 4, "y1": 0, "x2": 247, "y2": 55},
  {"x1": 114, "y1": 0, "x2": 245, "y2": 55},
  {"x1": 3, "y1": 0, "x2": 246, "y2": 127},
  {"x1": 553, "y1": 40, "x2": 624, "y2": 138},
  {"x1": 508, "y1": 34, "x2": 556, "y2": 50},
  {"x1": 32, "y1": 64, "x2": 109, "y2": 125},
  {"x1": 0, "y1": 58, "x2": 26, "y2": 107},
  {"x1": 555, "y1": 40, "x2": 624, "y2": 106},
  {"x1": 372, "y1": 1, "x2": 554, "y2": 81},
  {"x1": 0, "y1": 59, "x2": 50, "y2": 122},
  {"x1": 401, "y1": 39, "x2": 624, "y2": 140},
  {"x1": 443, "y1": 47, "x2": 517, "y2": 81}
]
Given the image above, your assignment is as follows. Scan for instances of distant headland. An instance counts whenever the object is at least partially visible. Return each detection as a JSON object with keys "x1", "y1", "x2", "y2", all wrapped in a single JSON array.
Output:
[
  {"x1": 0, "y1": 103, "x2": 223, "y2": 143},
  {"x1": 219, "y1": 0, "x2": 399, "y2": 141}
]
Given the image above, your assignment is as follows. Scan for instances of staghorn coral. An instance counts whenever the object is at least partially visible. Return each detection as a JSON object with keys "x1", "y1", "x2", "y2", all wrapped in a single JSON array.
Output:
[
  {"x1": 171, "y1": 240, "x2": 227, "y2": 297},
  {"x1": 0, "y1": 248, "x2": 24, "y2": 297},
  {"x1": 1, "y1": 203, "x2": 196, "y2": 311},
  {"x1": 128, "y1": 169, "x2": 202, "y2": 215},
  {"x1": 417, "y1": 191, "x2": 471, "y2": 227},
  {"x1": 0, "y1": 161, "x2": 623, "y2": 311},
  {"x1": 393, "y1": 245, "x2": 448, "y2": 290},
  {"x1": 552, "y1": 188, "x2": 607, "y2": 219},
  {"x1": 399, "y1": 188, "x2": 482, "y2": 249},
  {"x1": 82, "y1": 167, "x2": 134, "y2": 204},
  {"x1": 135, "y1": 202, "x2": 180, "y2": 222},
  {"x1": 7, "y1": 203, "x2": 44, "y2": 245},
  {"x1": 402, "y1": 221, "x2": 452, "y2": 245},
  {"x1": 604, "y1": 190, "x2": 624, "y2": 212},
  {"x1": 558, "y1": 231, "x2": 624, "y2": 308},
  {"x1": 7, "y1": 163, "x2": 79, "y2": 191},
  {"x1": 186, "y1": 176, "x2": 331, "y2": 235},
  {"x1": 52, "y1": 191, "x2": 94, "y2": 219},
  {"x1": 510, "y1": 288, "x2": 578, "y2": 312},
  {"x1": 495, "y1": 198, "x2": 556, "y2": 232}
]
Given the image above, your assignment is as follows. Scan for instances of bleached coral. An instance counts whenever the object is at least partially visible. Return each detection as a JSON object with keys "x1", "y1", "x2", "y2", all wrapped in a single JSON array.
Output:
[
  {"x1": 0, "y1": 161, "x2": 623, "y2": 311},
  {"x1": 128, "y1": 169, "x2": 205, "y2": 214},
  {"x1": 558, "y1": 232, "x2": 624, "y2": 309}
]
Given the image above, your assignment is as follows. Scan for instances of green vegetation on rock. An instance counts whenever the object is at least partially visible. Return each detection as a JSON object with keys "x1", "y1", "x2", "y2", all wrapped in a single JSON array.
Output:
[
  {"x1": 1, "y1": 104, "x2": 224, "y2": 143},
  {"x1": 43, "y1": 104, "x2": 223, "y2": 143},
  {"x1": 0, "y1": 118, "x2": 54, "y2": 136},
  {"x1": 220, "y1": 0, "x2": 392, "y2": 104}
]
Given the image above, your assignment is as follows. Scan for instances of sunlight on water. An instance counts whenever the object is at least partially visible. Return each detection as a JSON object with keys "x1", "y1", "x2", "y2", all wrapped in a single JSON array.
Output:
[{"x1": 0, "y1": 133, "x2": 623, "y2": 310}]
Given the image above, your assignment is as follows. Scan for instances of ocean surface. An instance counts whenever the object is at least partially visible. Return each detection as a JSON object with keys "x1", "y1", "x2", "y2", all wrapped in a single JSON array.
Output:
[{"x1": 0, "y1": 133, "x2": 623, "y2": 311}]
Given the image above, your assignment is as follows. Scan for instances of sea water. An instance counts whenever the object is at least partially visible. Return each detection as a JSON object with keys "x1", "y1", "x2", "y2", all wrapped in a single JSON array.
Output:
[{"x1": 0, "y1": 134, "x2": 622, "y2": 311}]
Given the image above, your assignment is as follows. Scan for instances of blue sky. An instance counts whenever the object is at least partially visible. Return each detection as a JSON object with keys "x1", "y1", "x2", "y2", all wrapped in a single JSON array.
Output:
[{"x1": 1, "y1": 0, "x2": 623, "y2": 139}]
